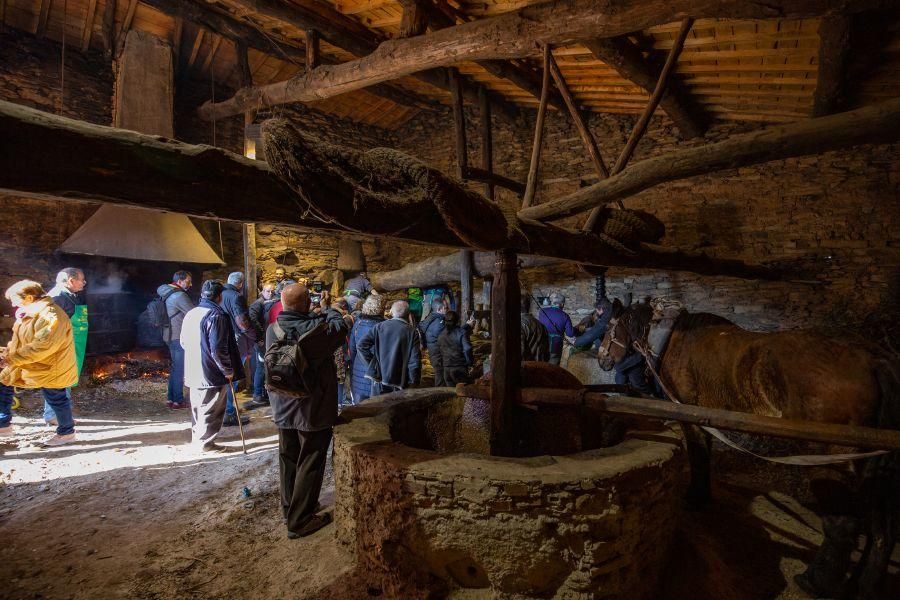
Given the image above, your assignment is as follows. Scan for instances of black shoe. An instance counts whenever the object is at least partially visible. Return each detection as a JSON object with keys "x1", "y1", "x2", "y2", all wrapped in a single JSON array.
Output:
[
  {"x1": 222, "y1": 414, "x2": 250, "y2": 427},
  {"x1": 243, "y1": 397, "x2": 270, "y2": 410},
  {"x1": 288, "y1": 513, "x2": 332, "y2": 539}
]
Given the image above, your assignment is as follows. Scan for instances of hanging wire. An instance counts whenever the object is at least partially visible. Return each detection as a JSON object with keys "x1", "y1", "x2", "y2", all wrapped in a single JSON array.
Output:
[
  {"x1": 211, "y1": 62, "x2": 216, "y2": 147},
  {"x1": 217, "y1": 220, "x2": 225, "y2": 262}
]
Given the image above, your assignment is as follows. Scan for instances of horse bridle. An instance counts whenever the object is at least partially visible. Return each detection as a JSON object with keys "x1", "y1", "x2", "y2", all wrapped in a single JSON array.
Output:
[{"x1": 597, "y1": 316, "x2": 628, "y2": 360}]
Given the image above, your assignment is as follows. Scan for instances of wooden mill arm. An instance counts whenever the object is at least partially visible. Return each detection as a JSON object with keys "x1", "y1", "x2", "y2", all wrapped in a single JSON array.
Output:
[{"x1": 0, "y1": 100, "x2": 787, "y2": 280}]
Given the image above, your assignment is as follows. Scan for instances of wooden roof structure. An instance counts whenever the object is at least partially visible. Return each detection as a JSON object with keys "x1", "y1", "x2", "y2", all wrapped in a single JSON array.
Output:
[{"x1": 2, "y1": 0, "x2": 898, "y2": 129}]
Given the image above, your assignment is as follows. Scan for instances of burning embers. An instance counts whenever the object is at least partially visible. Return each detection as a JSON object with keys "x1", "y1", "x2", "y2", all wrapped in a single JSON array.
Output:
[{"x1": 85, "y1": 349, "x2": 169, "y2": 385}]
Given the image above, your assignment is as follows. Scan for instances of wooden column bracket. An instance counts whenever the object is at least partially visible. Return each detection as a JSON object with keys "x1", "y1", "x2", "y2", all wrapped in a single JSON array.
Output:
[
  {"x1": 449, "y1": 67, "x2": 468, "y2": 179},
  {"x1": 305, "y1": 29, "x2": 320, "y2": 71},
  {"x1": 522, "y1": 44, "x2": 552, "y2": 209}
]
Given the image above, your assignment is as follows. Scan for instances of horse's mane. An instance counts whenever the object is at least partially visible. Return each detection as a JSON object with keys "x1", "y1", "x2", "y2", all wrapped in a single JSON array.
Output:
[
  {"x1": 616, "y1": 302, "x2": 736, "y2": 342},
  {"x1": 622, "y1": 303, "x2": 654, "y2": 340}
]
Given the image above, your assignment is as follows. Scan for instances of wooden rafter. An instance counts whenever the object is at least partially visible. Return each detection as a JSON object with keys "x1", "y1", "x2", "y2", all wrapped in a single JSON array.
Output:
[
  {"x1": 583, "y1": 35, "x2": 705, "y2": 139},
  {"x1": 200, "y1": 33, "x2": 222, "y2": 73},
  {"x1": 114, "y1": 0, "x2": 137, "y2": 58},
  {"x1": 186, "y1": 28, "x2": 205, "y2": 71},
  {"x1": 35, "y1": 0, "x2": 51, "y2": 37},
  {"x1": 519, "y1": 97, "x2": 900, "y2": 222},
  {"x1": 101, "y1": 0, "x2": 117, "y2": 59},
  {"x1": 522, "y1": 45, "x2": 552, "y2": 209},
  {"x1": 198, "y1": 0, "x2": 883, "y2": 121},
  {"x1": 81, "y1": 0, "x2": 98, "y2": 52},
  {"x1": 305, "y1": 29, "x2": 320, "y2": 70},
  {"x1": 812, "y1": 13, "x2": 852, "y2": 116}
]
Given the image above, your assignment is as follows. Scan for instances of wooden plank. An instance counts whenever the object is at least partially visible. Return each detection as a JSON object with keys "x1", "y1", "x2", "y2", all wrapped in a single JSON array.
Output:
[
  {"x1": 812, "y1": 13, "x2": 851, "y2": 116},
  {"x1": 479, "y1": 85, "x2": 493, "y2": 199},
  {"x1": 101, "y1": 0, "x2": 117, "y2": 58},
  {"x1": 460, "y1": 250, "x2": 474, "y2": 317},
  {"x1": 521, "y1": 44, "x2": 551, "y2": 209},
  {"x1": 171, "y1": 16, "x2": 183, "y2": 70},
  {"x1": 243, "y1": 223, "x2": 258, "y2": 303},
  {"x1": 489, "y1": 248, "x2": 520, "y2": 455},
  {"x1": 82, "y1": 0, "x2": 99, "y2": 52},
  {"x1": 449, "y1": 67, "x2": 467, "y2": 178},
  {"x1": 305, "y1": 28, "x2": 320, "y2": 70},
  {"x1": 186, "y1": 28, "x2": 205, "y2": 71},
  {"x1": 519, "y1": 97, "x2": 900, "y2": 222},
  {"x1": 35, "y1": 0, "x2": 51, "y2": 37},
  {"x1": 458, "y1": 385, "x2": 900, "y2": 452},
  {"x1": 200, "y1": 33, "x2": 222, "y2": 73},
  {"x1": 114, "y1": 0, "x2": 137, "y2": 58},
  {"x1": 398, "y1": 0, "x2": 427, "y2": 37},
  {"x1": 462, "y1": 167, "x2": 525, "y2": 196}
]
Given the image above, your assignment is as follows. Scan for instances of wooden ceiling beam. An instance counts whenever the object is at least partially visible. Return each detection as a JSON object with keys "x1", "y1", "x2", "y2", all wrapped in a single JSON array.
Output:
[
  {"x1": 35, "y1": 0, "x2": 51, "y2": 37},
  {"x1": 216, "y1": 0, "x2": 519, "y2": 118},
  {"x1": 81, "y1": 0, "x2": 99, "y2": 52},
  {"x1": 584, "y1": 35, "x2": 706, "y2": 139},
  {"x1": 519, "y1": 97, "x2": 900, "y2": 222},
  {"x1": 199, "y1": 0, "x2": 882, "y2": 121},
  {"x1": 134, "y1": 0, "x2": 438, "y2": 112}
]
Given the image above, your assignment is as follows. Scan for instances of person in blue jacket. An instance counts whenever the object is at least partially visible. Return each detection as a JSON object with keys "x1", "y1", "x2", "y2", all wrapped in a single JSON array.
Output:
[{"x1": 347, "y1": 295, "x2": 385, "y2": 404}]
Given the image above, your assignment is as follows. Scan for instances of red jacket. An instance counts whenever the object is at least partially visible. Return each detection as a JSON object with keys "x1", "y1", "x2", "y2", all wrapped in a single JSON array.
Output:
[{"x1": 268, "y1": 300, "x2": 283, "y2": 325}]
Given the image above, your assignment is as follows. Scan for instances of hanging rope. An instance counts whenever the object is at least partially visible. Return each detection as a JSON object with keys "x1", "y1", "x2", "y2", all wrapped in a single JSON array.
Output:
[
  {"x1": 217, "y1": 219, "x2": 225, "y2": 262},
  {"x1": 211, "y1": 63, "x2": 216, "y2": 147},
  {"x1": 59, "y1": 0, "x2": 67, "y2": 115}
]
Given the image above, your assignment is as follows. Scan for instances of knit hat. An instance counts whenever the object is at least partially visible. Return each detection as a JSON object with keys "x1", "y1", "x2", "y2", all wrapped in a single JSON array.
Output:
[{"x1": 361, "y1": 295, "x2": 385, "y2": 316}]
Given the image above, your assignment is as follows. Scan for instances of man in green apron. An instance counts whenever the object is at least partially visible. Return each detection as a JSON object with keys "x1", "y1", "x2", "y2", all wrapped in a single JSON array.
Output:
[{"x1": 47, "y1": 268, "x2": 88, "y2": 424}]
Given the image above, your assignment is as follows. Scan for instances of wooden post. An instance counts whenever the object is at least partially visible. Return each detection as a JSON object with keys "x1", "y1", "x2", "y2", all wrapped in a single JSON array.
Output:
[
  {"x1": 305, "y1": 29, "x2": 320, "y2": 71},
  {"x1": 481, "y1": 277, "x2": 492, "y2": 310},
  {"x1": 243, "y1": 223, "x2": 258, "y2": 302},
  {"x1": 479, "y1": 86, "x2": 493, "y2": 199},
  {"x1": 449, "y1": 67, "x2": 468, "y2": 179},
  {"x1": 460, "y1": 249, "x2": 474, "y2": 318},
  {"x1": 522, "y1": 44, "x2": 551, "y2": 209},
  {"x1": 399, "y1": 1, "x2": 428, "y2": 38},
  {"x1": 490, "y1": 248, "x2": 521, "y2": 454},
  {"x1": 101, "y1": 0, "x2": 117, "y2": 59}
]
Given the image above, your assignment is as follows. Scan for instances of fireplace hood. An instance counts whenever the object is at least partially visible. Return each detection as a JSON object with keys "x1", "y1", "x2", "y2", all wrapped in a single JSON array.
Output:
[{"x1": 59, "y1": 205, "x2": 225, "y2": 265}]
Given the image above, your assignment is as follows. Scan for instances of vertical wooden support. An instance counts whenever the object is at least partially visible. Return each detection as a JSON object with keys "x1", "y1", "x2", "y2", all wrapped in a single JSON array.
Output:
[
  {"x1": 171, "y1": 17, "x2": 183, "y2": 72},
  {"x1": 460, "y1": 249, "x2": 474, "y2": 318},
  {"x1": 243, "y1": 223, "x2": 258, "y2": 303},
  {"x1": 481, "y1": 277, "x2": 492, "y2": 310},
  {"x1": 82, "y1": 0, "x2": 99, "y2": 52},
  {"x1": 399, "y1": 1, "x2": 428, "y2": 38},
  {"x1": 479, "y1": 86, "x2": 493, "y2": 199},
  {"x1": 101, "y1": 0, "x2": 118, "y2": 59},
  {"x1": 35, "y1": 0, "x2": 51, "y2": 37},
  {"x1": 522, "y1": 44, "x2": 551, "y2": 209},
  {"x1": 236, "y1": 41, "x2": 256, "y2": 157},
  {"x1": 306, "y1": 29, "x2": 320, "y2": 71},
  {"x1": 449, "y1": 67, "x2": 468, "y2": 179},
  {"x1": 490, "y1": 248, "x2": 520, "y2": 455},
  {"x1": 114, "y1": 0, "x2": 137, "y2": 59}
]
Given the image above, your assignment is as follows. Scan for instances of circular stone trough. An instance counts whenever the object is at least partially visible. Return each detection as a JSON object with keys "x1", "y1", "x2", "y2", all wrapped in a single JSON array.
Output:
[{"x1": 334, "y1": 375, "x2": 688, "y2": 598}]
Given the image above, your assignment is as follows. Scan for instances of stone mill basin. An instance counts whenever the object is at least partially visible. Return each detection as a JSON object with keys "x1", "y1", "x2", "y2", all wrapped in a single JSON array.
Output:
[{"x1": 334, "y1": 368, "x2": 689, "y2": 599}]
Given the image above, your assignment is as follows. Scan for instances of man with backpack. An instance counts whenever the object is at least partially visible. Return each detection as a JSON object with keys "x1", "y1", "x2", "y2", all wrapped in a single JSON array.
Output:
[
  {"x1": 154, "y1": 271, "x2": 194, "y2": 409},
  {"x1": 265, "y1": 283, "x2": 350, "y2": 538}
]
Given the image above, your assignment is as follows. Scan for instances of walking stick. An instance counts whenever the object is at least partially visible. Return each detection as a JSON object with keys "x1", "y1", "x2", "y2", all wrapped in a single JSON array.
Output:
[{"x1": 227, "y1": 381, "x2": 248, "y2": 454}]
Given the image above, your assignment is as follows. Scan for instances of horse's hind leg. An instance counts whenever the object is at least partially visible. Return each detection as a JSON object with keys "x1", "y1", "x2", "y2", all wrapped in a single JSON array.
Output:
[
  {"x1": 856, "y1": 507, "x2": 895, "y2": 599},
  {"x1": 683, "y1": 425, "x2": 712, "y2": 509},
  {"x1": 794, "y1": 478, "x2": 860, "y2": 598}
]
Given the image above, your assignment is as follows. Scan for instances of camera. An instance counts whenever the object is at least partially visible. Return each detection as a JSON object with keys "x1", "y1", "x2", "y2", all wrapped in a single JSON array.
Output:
[{"x1": 311, "y1": 280, "x2": 324, "y2": 293}]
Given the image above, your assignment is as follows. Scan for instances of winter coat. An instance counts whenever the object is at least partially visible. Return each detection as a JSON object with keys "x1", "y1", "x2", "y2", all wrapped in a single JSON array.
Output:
[
  {"x1": 358, "y1": 318, "x2": 421, "y2": 389},
  {"x1": 48, "y1": 285, "x2": 83, "y2": 318},
  {"x1": 265, "y1": 308, "x2": 350, "y2": 431},
  {"x1": 220, "y1": 284, "x2": 257, "y2": 358},
  {"x1": 156, "y1": 283, "x2": 193, "y2": 343},
  {"x1": 0, "y1": 297, "x2": 78, "y2": 389},
  {"x1": 574, "y1": 310, "x2": 613, "y2": 350},
  {"x1": 520, "y1": 313, "x2": 550, "y2": 362},
  {"x1": 180, "y1": 299, "x2": 245, "y2": 388},
  {"x1": 418, "y1": 312, "x2": 445, "y2": 347},
  {"x1": 347, "y1": 314, "x2": 384, "y2": 403},
  {"x1": 537, "y1": 306, "x2": 574, "y2": 356},
  {"x1": 436, "y1": 326, "x2": 473, "y2": 368},
  {"x1": 249, "y1": 296, "x2": 276, "y2": 347}
]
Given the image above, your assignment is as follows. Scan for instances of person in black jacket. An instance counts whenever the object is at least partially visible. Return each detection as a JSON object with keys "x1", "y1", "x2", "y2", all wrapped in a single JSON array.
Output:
[
  {"x1": 436, "y1": 311, "x2": 473, "y2": 385},
  {"x1": 219, "y1": 272, "x2": 256, "y2": 425},
  {"x1": 417, "y1": 300, "x2": 447, "y2": 385},
  {"x1": 266, "y1": 284, "x2": 351, "y2": 539},
  {"x1": 520, "y1": 295, "x2": 550, "y2": 362},
  {"x1": 180, "y1": 280, "x2": 245, "y2": 452},
  {"x1": 246, "y1": 281, "x2": 276, "y2": 409}
]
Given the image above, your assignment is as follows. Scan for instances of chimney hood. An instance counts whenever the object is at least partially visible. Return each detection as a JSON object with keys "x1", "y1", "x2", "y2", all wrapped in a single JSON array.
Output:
[{"x1": 59, "y1": 205, "x2": 225, "y2": 265}]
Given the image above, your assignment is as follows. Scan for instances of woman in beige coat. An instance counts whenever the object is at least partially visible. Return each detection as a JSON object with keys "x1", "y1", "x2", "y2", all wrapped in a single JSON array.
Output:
[{"x1": 0, "y1": 280, "x2": 79, "y2": 446}]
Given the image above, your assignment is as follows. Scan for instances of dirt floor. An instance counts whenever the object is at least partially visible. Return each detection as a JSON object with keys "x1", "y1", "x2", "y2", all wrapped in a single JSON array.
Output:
[{"x1": 0, "y1": 379, "x2": 897, "y2": 600}]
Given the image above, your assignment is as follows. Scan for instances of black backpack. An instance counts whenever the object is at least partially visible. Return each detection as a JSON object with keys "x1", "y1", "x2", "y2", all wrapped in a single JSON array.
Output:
[
  {"x1": 264, "y1": 322, "x2": 324, "y2": 395},
  {"x1": 146, "y1": 287, "x2": 182, "y2": 330}
]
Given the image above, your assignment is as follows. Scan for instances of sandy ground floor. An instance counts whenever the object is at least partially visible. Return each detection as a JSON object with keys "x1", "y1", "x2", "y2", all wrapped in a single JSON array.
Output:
[{"x1": 0, "y1": 379, "x2": 897, "y2": 599}]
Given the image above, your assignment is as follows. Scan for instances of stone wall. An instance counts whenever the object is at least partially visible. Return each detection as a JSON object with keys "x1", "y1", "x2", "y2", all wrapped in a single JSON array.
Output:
[{"x1": 395, "y1": 106, "x2": 900, "y2": 332}]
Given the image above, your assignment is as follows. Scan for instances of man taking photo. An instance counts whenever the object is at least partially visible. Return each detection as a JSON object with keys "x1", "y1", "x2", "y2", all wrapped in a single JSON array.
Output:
[{"x1": 265, "y1": 283, "x2": 350, "y2": 538}]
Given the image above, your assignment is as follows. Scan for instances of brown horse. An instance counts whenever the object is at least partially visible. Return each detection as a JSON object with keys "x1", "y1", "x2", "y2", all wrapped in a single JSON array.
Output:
[{"x1": 597, "y1": 304, "x2": 900, "y2": 599}]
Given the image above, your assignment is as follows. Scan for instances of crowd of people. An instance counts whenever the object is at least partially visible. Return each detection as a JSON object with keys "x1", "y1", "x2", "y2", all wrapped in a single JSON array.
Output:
[{"x1": 0, "y1": 263, "x2": 638, "y2": 537}]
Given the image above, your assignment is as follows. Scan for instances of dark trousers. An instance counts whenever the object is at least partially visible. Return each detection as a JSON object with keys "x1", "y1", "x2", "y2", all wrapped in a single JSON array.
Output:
[
  {"x1": 427, "y1": 343, "x2": 445, "y2": 386},
  {"x1": 279, "y1": 427, "x2": 333, "y2": 534},
  {"x1": 0, "y1": 384, "x2": 73, "y2": 434},
  {"x1": 443, "y1": 365, "x2": 471, "y2": 386},
  {"x1": 251, "y1": 349, "x2": 267, "y2": 398},
  {"x1": 167, "y1": 340, "x2": 185, "y2": 403},
  {"x1": 614, "y1": 364, "x2": 654, "y2": 395},
  {"x1": 0, "y1": 383, "x2": 13, "y2": 428}
]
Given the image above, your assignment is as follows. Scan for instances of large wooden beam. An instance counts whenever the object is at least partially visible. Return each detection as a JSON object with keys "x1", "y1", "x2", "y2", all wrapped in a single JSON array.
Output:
[
  {"x1": 812, "y1": 13, "x2": 852, "y2": 116},
  {"x1": 490, "y1": 249, "x2": 521, "y2": 455},
  {"x1": 208, "y1": 0, "x2": 516, "y2": 118},
  {"x1": 584, "y1": 35, "x2": 706, "y2": 139},
  {"x1": 519, "y1": 97, "x2": 900, "y2": 222},
  {"x1": 198, "y1": 0, "x2": 881, "y2": 120},
  {"x1": 458, "y1": 384, "x2": 900, "y2": 452},
  {"x1": 370, "y1": 253, "x2": 559, "y2": 291},
  {"x1": 135, "y1": 0, "x2": 436, "y2": 112},
  {"x1": 522, "y1": 45, "x2": 552, "y2": 209},
  {"x1": 0, "y1": 100, "x2": 792, "y2": 281}
]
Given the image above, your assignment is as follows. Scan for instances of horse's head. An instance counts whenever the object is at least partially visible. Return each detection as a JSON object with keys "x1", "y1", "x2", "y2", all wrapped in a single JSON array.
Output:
[
  {"x1": 597, "y1": 315, "x2": 630, "y2": 371},
  {"x1": 597, "y1": 302, "x2": 651, "y2": 371}
]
